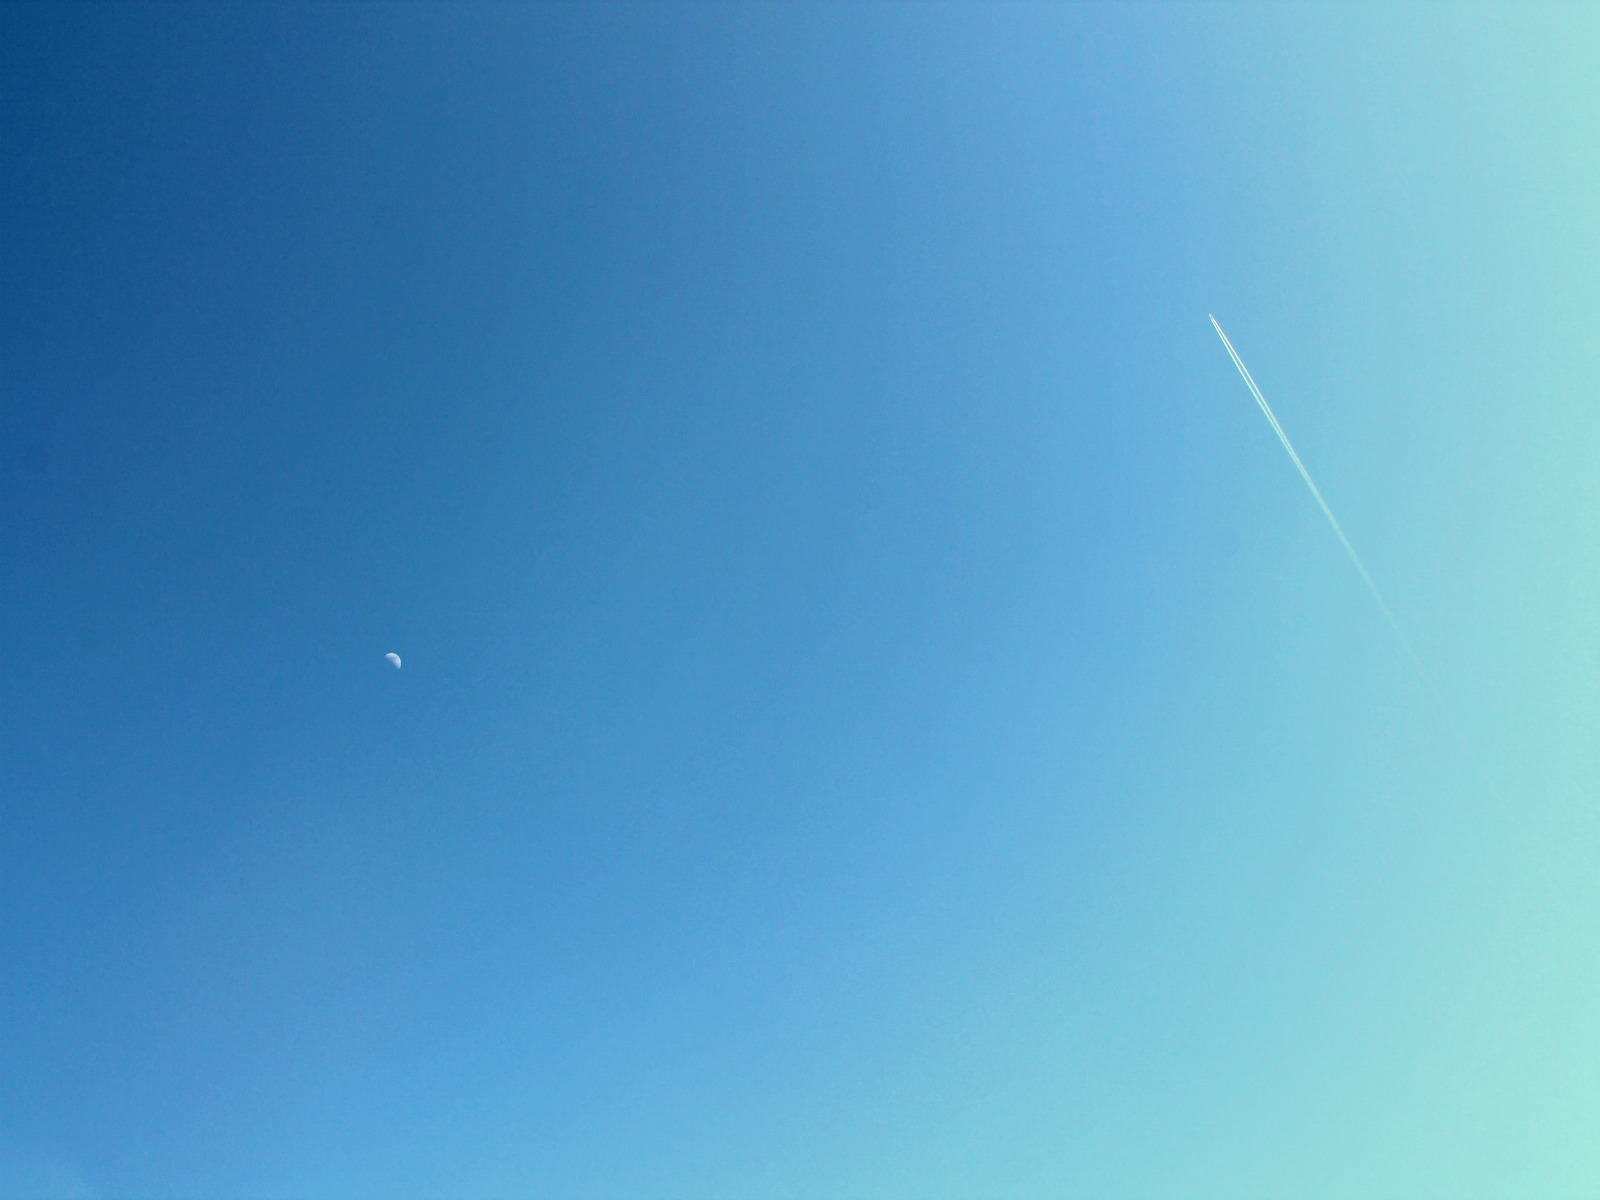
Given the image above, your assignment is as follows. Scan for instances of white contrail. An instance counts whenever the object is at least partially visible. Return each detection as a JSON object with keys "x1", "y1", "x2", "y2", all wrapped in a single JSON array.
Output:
[{"x1": 1209, "y1": 315, "x2": 1433, "y2": 684}]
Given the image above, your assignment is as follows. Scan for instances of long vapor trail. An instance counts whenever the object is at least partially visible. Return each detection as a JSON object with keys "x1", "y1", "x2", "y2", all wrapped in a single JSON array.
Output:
[{"x1": 1209, "y1": 315, "x2": 1432, "y2": 684}]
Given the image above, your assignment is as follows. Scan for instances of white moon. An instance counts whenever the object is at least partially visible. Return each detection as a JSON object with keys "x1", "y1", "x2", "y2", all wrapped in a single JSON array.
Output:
[{"x1": 385, "y1": 653, "x2": 402, "y2": 669}]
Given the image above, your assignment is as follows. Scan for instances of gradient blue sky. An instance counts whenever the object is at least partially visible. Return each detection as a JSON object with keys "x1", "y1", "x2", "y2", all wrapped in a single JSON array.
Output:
[{"x1": 4, "y1": 5, "x2": 1598, "y2": 1198}]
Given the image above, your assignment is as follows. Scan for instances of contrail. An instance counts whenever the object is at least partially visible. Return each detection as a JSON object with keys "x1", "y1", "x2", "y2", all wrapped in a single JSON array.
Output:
[{"x1": 1209, "y1": 315, "x2": 1433, "y2": 686}]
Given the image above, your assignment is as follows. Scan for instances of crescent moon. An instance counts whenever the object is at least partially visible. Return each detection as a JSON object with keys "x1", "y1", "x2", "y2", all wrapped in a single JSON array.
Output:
[{"x1": 386, "y1": 653, "x2": 402, "y2": 669}]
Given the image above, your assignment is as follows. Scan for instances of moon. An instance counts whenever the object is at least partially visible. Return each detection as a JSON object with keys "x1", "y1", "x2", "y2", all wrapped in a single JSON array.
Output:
[{"x1": 385, "y1": 653, "x2": 402, "y2": 669}]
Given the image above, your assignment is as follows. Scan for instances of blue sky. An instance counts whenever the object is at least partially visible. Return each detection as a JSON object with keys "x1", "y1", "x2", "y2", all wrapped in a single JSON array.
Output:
[{"x1": 4, "y1": 5, "x2": 1598, "y2": 1198}]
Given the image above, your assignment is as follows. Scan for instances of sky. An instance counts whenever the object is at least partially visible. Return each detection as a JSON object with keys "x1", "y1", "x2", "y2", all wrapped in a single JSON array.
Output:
[{"x1": 2, "y1": 3, "x2": 1597, "y2": 1197}]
